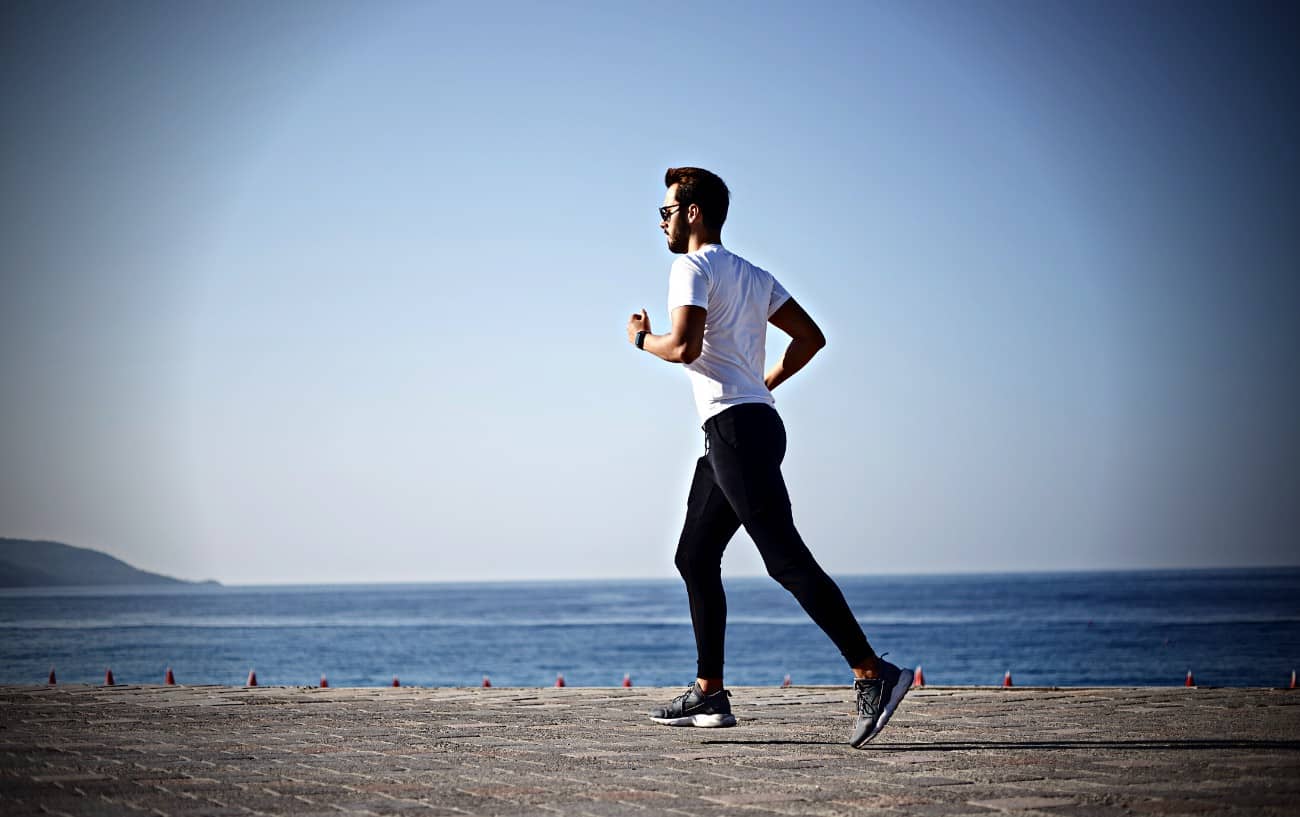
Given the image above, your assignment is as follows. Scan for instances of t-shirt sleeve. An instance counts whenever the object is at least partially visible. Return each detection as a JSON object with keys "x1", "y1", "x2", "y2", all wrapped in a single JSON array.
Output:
[
  {"x1": 667, "y1": 255, "x2": 710, "y2": 310},
  {"x1": 767, "y1": 272, "x2": 791, "y2": 317}
]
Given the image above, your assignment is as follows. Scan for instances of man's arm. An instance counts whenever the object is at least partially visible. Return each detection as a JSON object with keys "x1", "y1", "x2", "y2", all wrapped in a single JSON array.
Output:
[
  {"x1": 627, "y1": 306, "x2": 706, "y2": 364},
  {"x1": 765, "y1": 298, "x2": 826, "y2": 391}
]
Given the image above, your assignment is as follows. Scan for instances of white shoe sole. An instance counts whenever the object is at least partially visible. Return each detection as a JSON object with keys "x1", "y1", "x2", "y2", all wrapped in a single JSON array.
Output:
[{"x1": 649, "y1": 713, "x2": 737, "y2": 728}]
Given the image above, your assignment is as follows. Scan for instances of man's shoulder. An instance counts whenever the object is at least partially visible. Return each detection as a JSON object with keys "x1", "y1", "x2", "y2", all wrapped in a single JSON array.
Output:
[
  {"x1": 700, "y1": 245, "x2": 769, "y2": 279},
  {"x1": 671, "y1": 250, "x2": 711, "y2": 276},
  {"x1": 692, "y1": 244, "x2": 750, "y2": 270},
  {"x1": 671, "y1": 245, "x2": 761, "y2": 280},
  {"x1": 697, "y1": 244, "x2": 735, "y2": 260}
]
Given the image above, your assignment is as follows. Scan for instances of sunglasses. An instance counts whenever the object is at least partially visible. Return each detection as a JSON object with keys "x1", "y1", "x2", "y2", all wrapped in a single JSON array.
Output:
[{"x1": 658, "y1": 203, "x2": 683, "y2": 221}]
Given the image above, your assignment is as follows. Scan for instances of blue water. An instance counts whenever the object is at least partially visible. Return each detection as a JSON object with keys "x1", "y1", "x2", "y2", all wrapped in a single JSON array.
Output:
[{"x1": 1, "y1": 569, "x2": 1297, "y2": 688}]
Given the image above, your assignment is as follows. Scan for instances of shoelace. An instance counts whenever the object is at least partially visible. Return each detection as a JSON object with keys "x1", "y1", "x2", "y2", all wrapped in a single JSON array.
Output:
[
  {"x1": 856, "y1": 652, "x2": 889, "y2": 716},
  {"x1": 856, "y1": 679, "x2": 882, "y2": 716},
  {"x1": 670, "y1": 685, "x2": 697, "y2": 710}
]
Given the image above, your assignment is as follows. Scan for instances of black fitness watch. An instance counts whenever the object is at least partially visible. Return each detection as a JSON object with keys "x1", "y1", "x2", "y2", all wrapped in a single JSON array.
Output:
[{"x1": 635, "y1": 330, "x2": 647, "y2": 349}]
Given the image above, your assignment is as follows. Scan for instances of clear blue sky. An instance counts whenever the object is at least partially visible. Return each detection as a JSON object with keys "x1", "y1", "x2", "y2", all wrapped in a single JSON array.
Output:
[{"x1": 2, "y1": 1, "x2": 1297, "y2": 584}]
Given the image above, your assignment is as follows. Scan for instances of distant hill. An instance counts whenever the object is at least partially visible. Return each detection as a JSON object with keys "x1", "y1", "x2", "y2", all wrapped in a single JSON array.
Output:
[{"x1": 0, "y1": 538, "x2": 219, "y2": 588}]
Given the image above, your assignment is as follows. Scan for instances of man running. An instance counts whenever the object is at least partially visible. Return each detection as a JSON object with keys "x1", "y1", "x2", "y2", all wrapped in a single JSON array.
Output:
[{"x1": 626, "y1": 167, "x2": 912, "y2": 747}]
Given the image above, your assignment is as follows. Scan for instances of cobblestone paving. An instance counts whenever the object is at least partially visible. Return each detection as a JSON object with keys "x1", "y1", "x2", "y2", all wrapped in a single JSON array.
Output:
[{"x1": 1, "y1": 684, "x2": 1296, "y2": 816}]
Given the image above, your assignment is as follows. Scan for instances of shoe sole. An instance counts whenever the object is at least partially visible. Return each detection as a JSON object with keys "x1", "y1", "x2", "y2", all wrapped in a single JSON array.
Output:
[
  {"x1": 649, "y1": 713, "x2": 737, "y2": 728},
  {"x1": 850, "y1": 667, "x2": 914, "y2": 748},
  {"x1": 865, "y1": 668, "x2": 914, "y2": 744}
]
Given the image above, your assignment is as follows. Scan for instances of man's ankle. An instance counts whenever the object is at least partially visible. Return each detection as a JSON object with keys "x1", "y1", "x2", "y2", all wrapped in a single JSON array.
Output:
[
  {"x1": 852, "y1": 656, "x2": 880, "y2": 680},
  {"x1": 696, "y1": 677, "x2": 724, "y2": 694}
]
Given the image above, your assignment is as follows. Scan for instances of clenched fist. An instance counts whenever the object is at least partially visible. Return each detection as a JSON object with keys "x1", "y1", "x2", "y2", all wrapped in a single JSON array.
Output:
[{"x1": 627, "y1": 308, "x2": 651, "y2": 344}]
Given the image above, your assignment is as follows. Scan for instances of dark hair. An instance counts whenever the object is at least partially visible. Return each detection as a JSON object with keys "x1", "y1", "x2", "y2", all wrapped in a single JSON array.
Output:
[{"x1": 665, "y1": 166, "x2": 730, "y2": 229}]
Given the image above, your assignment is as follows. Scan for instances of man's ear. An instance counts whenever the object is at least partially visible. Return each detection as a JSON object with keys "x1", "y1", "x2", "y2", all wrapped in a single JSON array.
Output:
[{"x1": 687, "y1": 202, "x2": 701, "y2": 224}]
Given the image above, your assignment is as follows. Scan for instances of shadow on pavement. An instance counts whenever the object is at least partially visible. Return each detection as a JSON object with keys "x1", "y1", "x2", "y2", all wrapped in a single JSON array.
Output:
[{"x1": 701, "y1": 738, "x2": 1300, "y2": 751}]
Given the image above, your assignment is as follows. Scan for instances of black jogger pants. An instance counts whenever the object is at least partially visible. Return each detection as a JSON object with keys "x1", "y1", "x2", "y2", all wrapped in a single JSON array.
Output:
[{"x1": 674, "y1": 402, "x2": 875, "y2": 679}]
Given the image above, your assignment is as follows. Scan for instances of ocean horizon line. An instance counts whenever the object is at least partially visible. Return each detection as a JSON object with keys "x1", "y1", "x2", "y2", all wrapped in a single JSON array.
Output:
[{"x1": 4, "y1": 563, "x2": 1299, "y2": 594}]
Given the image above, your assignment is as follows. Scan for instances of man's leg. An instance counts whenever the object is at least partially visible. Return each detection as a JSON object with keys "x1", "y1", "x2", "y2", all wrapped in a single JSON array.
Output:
[
  {"x1": 751, "y1": 517, "x2": 877, "y2": 667},
  {"x1": 706, "y1": 403, "x2": 913, "y2": 746},
  {"x1": 707, "y1": 405, "x2": 875, "y2": 668},
  {"x1": 647, "y1": 454, "x2": 741, "y2": 727},
  {"x1": 674, "y1": 454, "x2": 741, "y2": 687}
]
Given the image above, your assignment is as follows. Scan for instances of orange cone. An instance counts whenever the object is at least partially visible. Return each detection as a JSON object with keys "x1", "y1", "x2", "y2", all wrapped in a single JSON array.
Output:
[
  {"x1": 555, "y1": 673, "x2": 565, "y2": 688},
  {"x1": 482, "y1": 675, "x2": 491, "y2": 688},
  {"x1": 47, "y1": 667, "x2": 56, "y2": 685},
  {"x1": 391, "y1": 676, "x2": 400, "y2": 687},
  {"x1": 781, "y1": 674, "x2": 792, "y2": 688},
  {"x1": 164, "y1": 668, "x2": 175, "y2": 685},
  {"x1": 1185, "y1": 670, "x2": 1195, "y2": 687},
  {"x1": 1002, "y1": 670, "x2": 1013, "y2": 688},
  {"x1": 320, "y1": 675, "x2": 328, "y2": 688},
  {"x1": 913, "y1": 665, "x2": 925, "y2": 687},
  {"x1": 622, "y1": 673, "x2": 632, "y2": 688},
  {"x1": 247, "y1": 669, "x2": 258, "y2": 687},
  {"x1": 105, "y1": 668, "x2": 115, "y2": 686}
]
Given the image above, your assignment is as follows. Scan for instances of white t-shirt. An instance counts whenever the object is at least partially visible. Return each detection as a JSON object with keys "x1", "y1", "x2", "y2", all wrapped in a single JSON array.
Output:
[{"x1": 666, "y1": 244, "x2": 791, "y2": 422}]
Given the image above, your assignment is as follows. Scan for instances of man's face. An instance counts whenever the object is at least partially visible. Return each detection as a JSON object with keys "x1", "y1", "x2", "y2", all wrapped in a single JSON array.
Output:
[{"x1": 661, "y1": 184, "x2": 690, "y2": 254}]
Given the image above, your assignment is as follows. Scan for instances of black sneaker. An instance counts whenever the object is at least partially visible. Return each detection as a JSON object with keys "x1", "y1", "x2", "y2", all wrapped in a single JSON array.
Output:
[
  {"x1": 849, "y1": 659, "x2": 914, "y2": 748},
  {"x1": 649, "y1": 683, "x2": 737, "y2": 727}
]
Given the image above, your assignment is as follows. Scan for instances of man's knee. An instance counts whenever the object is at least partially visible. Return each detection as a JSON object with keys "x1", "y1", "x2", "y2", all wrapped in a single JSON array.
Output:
[
  {"x1": 750, "y1": 524, "x2": 822, "y2": 588},
  {"x1": 763, "y1": 553, "x2": 807, "y2": 587},
  {"x1": 675, "y1": 545, "x2": 721, "y2": 581}
]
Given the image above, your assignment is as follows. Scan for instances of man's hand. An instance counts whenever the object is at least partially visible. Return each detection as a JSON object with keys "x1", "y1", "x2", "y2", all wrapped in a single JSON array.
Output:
[
  {"x1": 627, "y1": 308, "x2": 651, "y2": 344},
  {"x1": 628, "y1": 305, "x2": 705, "y2": 363}
]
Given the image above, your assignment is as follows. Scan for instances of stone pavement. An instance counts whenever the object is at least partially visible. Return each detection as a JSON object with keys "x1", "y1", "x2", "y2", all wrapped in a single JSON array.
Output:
[{"x1": 1, "y1": 684, "x2": 1297, "y2": 817}]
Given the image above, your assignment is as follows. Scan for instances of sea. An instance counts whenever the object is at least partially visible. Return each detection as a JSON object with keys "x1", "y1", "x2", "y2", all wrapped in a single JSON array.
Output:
[{"x1": 1, "y1": 569, "x2": 1297, "y2": 689}]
